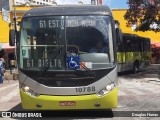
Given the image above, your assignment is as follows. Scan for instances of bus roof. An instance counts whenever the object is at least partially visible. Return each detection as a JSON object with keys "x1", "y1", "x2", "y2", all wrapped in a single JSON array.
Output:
[
  {"x1": 123, "y1": 33, "x2": 138, "y2": 37},
  {"x1": 123, "y1": 33, "x2": 150, "y2": 41},
  {"x1": 23, "y1": 5, "x2": 112, "y2": 17}
]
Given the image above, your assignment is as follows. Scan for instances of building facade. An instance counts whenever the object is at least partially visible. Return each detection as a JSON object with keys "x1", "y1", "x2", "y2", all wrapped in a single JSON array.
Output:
[{"x1": 112, "y1": 9, "x2": 160, "y2": 42}]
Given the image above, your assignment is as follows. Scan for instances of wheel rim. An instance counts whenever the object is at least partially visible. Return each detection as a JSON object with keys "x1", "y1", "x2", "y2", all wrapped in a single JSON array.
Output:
[{"x1": 134, "y1": 64, "x2": 139, "y2": 73}]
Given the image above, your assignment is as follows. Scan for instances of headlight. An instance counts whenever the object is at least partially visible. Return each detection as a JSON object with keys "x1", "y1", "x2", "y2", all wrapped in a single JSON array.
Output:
[
  {"x1": 96, "y1": 83, "x2": 116, "y2": 97},
  {"x1": 20, "y1": 84, "x2": 39, "y2": 97}
]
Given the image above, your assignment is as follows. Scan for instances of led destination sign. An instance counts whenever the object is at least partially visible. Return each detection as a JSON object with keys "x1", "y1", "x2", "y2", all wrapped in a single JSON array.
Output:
[
  {"x1": 39, "y1": 19, "x2": 96, "y2": 28},
  {"x1": 23, "y1": 59, "x2": 62, "y2": 68},
  {"x1": 23, "y1": 56, "x2": 80, "y2": 69}
]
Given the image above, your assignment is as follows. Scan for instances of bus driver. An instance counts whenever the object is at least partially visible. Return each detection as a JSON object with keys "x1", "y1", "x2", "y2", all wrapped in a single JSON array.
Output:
[{"x1": 89, "y1": 40, "x2": 108, "y2": 53}]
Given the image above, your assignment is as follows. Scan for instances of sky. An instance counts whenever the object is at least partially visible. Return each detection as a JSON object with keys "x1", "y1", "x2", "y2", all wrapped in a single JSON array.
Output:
[
  {"x1": 54, "y1": 0, "x2": 129, "y2": 8},
  {"x1": 103, "y1": 0, "x2": 128, "y2": 9}
]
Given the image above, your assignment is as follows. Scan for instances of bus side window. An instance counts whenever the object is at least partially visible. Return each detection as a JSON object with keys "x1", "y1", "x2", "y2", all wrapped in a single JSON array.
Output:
[
  {"x1": 115, "y1": 29, "x2": 120, "y2": 51},
  {"x1": 126, "y1": 40, "x2": 132, "y2": 52},
  {"x1": 132, "y1": 39, "x2": 140, "y2": 52},
  {"x1": 115, "y1": 29, "x2": 123, "y2": 52}
]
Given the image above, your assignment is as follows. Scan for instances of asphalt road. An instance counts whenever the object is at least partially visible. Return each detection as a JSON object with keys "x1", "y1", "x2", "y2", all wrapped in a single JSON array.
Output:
[{"x1": 0, "y1": 64, "x2": 160, "y2": 119}]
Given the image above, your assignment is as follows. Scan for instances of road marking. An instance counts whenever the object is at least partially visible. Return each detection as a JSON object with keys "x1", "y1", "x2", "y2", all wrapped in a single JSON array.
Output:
[
  {"x1": 117, "y1": 105, "x2": 126, "y2": 108},
  {"x1": 144, "y1": 78, "x2": 160, "y2": 81},
  {"x1": 118, "y1": 89, "x2": 146, "y2": 96},
  {"x1": 0, "y1": 83, "x2": 19, "y2": 92},
  {"x1": 128, "y1": 89, "x2": 145, "y2": 95},
  {"x1": 0, "y1": 87, "x2": 19, "y2": 102},
  {"x1": 118, "y1": 90, "x2": 127, "y2": 96}
]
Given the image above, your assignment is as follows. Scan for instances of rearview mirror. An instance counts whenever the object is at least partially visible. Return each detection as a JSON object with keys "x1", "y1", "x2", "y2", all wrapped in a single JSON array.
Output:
[{"x1": 9, "y1": 29, "x2": 19, "y2": 46}]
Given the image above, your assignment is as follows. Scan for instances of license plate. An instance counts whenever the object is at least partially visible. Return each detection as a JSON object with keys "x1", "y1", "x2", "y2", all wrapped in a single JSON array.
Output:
[{"x1": 59, "y1": 101, "x2": 76, "y2": 106}]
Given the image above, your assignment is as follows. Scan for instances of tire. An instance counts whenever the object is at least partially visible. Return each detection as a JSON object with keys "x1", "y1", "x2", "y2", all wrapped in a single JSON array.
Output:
[{"x1": 133, "y1": 62, "x2": 139, "y2": 73}]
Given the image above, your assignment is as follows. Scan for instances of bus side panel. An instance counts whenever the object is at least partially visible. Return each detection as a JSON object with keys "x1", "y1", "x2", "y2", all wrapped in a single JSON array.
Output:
[
  {"x1": 117, "y1": 52, "x2": 125, "y2": 64},
  {"x1": 118, "y1": 52, "x2": 141, "y2": 72}
]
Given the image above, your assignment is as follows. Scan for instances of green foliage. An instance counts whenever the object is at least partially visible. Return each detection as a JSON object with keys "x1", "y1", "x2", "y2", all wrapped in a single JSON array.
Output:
[{"x1": 124, "y1": 0, "x2": 160, "y2": 32}]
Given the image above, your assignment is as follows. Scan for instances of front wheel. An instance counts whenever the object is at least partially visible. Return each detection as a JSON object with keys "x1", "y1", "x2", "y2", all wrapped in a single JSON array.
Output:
[{"x1": 133, "y1": 62, "x2": 139, "y2": 73}]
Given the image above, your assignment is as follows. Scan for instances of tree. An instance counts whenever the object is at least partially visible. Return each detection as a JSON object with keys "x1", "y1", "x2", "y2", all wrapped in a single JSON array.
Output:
[{"x1": 124, "y1": 0, "x2": 160, "y2": 32}]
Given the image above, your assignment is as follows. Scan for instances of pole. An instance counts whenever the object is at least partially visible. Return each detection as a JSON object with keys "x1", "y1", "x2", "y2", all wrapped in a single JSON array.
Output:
[
  {"x1": 13, "y1": 0, "x2": 18, "y2": 76},
  {"x1": 13, "y1": 0, "x2": 17, "y2": 33}
]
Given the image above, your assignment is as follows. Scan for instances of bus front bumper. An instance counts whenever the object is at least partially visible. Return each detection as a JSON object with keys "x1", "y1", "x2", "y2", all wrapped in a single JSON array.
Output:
[{"x1": 20, "y1": 87, "x2": 118, "y2": 110}]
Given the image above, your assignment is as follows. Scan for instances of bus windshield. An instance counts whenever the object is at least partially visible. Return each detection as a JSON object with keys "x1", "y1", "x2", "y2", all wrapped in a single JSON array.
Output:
[{"x1": 19, "y1": 15, "x2": 115, "y2": 71}]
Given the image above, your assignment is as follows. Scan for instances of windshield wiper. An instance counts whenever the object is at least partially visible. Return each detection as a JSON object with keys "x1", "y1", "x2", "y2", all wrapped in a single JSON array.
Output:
[
  {"x1": 39, "y1": 47, "x2": 61, "y2": 76},
  {"x1": 66, "y1": 51, "x2": 94, "y2": 77}
]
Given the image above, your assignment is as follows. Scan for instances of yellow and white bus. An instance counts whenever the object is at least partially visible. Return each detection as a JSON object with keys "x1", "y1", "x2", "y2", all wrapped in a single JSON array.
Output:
[
  {"x1": 117, "y1": 33, "x2": 150, "y2": 73},
  {"x1": 10, "y1": 5, "x2": 118, "y2": 110}
]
